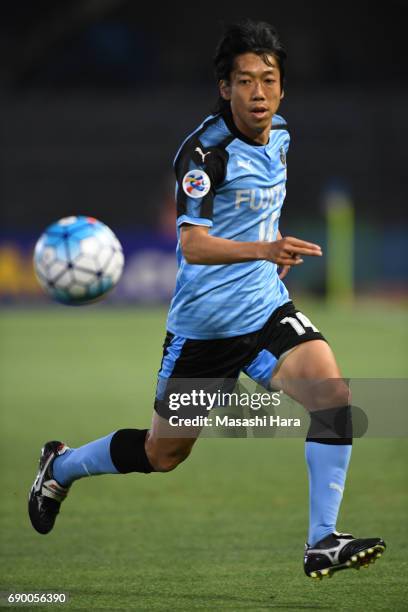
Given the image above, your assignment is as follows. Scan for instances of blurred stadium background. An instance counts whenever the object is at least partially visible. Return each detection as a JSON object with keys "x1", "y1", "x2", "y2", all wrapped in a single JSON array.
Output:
[
  {"x1": 0, "y1": 0, "x2": 407, "y2": 303},
  {"x1": 1, "y1": 3, "x2": 407, "y2": 610}
]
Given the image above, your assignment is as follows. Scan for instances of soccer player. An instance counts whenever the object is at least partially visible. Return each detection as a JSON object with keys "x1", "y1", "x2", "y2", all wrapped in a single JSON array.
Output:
[{"x1": 29, "y1": 19, "x2": 385, "y2": 579}]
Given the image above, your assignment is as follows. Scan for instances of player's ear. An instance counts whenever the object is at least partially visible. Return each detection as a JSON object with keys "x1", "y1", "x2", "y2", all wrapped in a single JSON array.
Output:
[
  {"x1": 219, "y1": 80, "x2": 231, "y2": 101},
  {"x1": 280, "y1": 88, "x2": 285, "y2": 100}
]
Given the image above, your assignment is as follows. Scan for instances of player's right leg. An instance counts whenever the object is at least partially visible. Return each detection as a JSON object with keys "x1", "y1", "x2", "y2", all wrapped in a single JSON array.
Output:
[
  {"x1": 28, "y1": 331, "x2": 249, "y2": 534},
  {"x1": 28, "y1": 429, "x2": 155, "y2": 535},
  {"x1": 28, "y1": 422, "x2": 200, "y2": 535},
  {"x1": 145, "y1": 412, "x2": 200, "y2": 472}
]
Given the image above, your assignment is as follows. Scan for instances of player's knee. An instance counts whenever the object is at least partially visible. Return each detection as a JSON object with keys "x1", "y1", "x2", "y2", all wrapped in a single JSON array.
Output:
[
  {"x1": 148, "y1": 446, "x2": 192, "y2": 473},
  {"x1": 311, "y1": 379, "x2": 350, "y2": 410},
  {"x1": 153, "y1": 451, "x2": 190, "y2": 473},
  {"x1": 327, "y1": 380, "x2": 350, "y2": 409}
]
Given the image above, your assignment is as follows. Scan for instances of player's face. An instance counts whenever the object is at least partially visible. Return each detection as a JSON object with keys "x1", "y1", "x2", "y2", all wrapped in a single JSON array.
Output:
[{"x1": 219, "y1": 52, "x2": 284, "y2": 145}]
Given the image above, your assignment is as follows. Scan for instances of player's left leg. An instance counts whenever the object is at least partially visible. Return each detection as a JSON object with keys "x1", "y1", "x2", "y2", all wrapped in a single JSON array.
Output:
[{"x1": 271, "y1": 340, "x2": 385, "y2": 579}]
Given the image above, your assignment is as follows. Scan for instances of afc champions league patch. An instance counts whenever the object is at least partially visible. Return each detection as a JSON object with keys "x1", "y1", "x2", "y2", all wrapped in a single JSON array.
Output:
[{"x1": 182, "y1": 169, "x2": 211, "y2": 198}]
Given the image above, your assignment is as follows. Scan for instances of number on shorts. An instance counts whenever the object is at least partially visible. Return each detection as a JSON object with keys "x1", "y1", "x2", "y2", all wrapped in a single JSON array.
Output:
[{"x1": 280, "y1": 312, "x2": 319, "y2": 335}]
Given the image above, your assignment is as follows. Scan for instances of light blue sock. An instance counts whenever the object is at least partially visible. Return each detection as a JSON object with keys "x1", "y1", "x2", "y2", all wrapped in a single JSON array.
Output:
[
  {"x1": 305, "y1": 442, "x2": 352, "y2": 546},
  {"x1": 53, "y1": 432, "x2": 118, "y2": 487}
]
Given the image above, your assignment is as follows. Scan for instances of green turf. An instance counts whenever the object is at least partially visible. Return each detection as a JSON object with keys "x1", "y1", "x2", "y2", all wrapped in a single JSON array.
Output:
[{"x1": 0, "y1": 301, "x2": 407, "y2": 611}]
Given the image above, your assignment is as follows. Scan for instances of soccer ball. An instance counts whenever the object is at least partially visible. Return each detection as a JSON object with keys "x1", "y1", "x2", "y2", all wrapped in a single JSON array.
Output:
[{"x1": 33, "y1": 216, "x2": 124, "y2": 305}]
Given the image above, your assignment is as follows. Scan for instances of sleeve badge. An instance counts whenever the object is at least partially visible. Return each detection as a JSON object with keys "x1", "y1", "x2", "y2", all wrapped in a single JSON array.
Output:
[{"x1": 182, "y1": 169, "x2": 211, "y2": 198}]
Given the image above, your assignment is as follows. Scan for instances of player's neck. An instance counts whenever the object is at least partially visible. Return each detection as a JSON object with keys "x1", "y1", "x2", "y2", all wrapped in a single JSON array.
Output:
[
  {"x1": 223, "y1": 107, "x2": 270, "y2": 146},
  {"x1": 235, "y1": 118, "x2": 270, "y2": 145}
]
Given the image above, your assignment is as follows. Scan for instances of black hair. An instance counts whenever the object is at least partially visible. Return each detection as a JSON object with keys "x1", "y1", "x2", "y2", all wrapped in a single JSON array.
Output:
[{"x1": 213, "y1": 18, "x2": 286, "y2": 114}]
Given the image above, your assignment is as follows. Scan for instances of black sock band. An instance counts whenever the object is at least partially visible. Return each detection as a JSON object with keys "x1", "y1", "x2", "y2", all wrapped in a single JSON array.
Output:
[
  {"x1": 110, "y1": 429, "x2": 154, "y2": 473},
  {"x1": 306, "y1": 406, "x2": 353, "y2": 445}
]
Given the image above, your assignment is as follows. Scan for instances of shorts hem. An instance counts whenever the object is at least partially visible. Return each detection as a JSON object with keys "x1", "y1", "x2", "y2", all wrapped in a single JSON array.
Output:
[{"x1": 274, "y1": 334, "x2": 327, "y2": 359}]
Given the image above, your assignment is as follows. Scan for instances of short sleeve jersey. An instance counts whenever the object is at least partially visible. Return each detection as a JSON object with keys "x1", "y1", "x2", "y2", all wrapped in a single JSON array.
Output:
[{"x1": 166, "y1": 108, "x2": 290, "y2": 339}]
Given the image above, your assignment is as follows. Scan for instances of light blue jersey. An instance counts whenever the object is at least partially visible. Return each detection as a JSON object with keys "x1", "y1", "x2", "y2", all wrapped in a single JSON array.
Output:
[{"x1": 166, "y1": 108, "x2": 290, "y2": 339}]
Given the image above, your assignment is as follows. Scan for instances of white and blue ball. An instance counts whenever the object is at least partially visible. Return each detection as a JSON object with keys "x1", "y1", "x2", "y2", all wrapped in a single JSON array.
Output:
[{"x1": 33, "y1": 216, "x2": 124, "y2": 305}]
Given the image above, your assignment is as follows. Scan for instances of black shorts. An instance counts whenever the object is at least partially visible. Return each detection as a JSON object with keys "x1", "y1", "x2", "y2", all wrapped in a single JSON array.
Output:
[{"x1": 155, "y1": 301, "x2": 325, "y2": 420}]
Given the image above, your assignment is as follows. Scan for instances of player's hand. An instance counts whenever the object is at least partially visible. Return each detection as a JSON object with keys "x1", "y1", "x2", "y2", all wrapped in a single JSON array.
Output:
[
  {"x1": 278, "y1": 265, "x2": 291, "y2": 280},
  {"x1": 264, "y1": 236, "x2": 322, "y2": 266}
]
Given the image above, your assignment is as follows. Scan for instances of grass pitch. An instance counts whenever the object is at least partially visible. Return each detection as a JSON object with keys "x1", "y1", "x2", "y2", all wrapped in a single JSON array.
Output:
[{"x1": 0, "y1": 300, "x2": 407, "y2": 610}]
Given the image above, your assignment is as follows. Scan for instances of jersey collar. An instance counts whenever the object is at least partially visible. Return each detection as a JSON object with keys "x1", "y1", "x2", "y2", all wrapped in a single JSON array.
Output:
[{"x1": 222, "y1": 107, "x2": 269, "y2": 147}]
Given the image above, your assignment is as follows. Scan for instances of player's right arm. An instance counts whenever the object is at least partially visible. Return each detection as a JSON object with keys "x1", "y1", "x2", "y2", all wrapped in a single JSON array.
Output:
[
  {"x1": 180, "y1": 225, "x2": 322, "y2": 266},
  {"x1": 174, "y1": 137, "x2": 321, "y2": 266}
]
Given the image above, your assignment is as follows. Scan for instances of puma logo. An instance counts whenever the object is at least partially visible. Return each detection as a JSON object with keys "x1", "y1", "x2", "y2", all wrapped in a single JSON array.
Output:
[
  {"x1": 237, "y1": 159, "x2": 253, "y2": 171},
  {"x1": 195, "y1": 147, "x2": 211, "y2": 164},
  {"x1": 329, "y1": 482, "x2": 344, "y2": 495}
]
